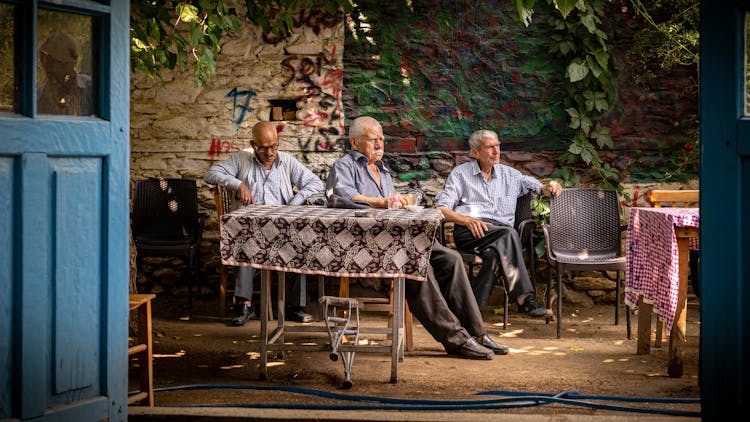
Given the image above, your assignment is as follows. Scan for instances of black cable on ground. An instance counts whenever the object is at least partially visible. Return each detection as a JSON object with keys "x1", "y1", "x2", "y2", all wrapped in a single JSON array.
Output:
[{"x1": 147, "y1": 384, "x2": 700, "y2": 417}]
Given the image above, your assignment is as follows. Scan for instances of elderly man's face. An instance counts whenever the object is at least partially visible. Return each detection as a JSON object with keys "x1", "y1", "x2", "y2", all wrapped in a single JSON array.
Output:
[
  {"x1": 251, "y1": 130, "x2": 279, "y2": 166},
  {"x1": 471, "y1": 135, "x2": 501, "y2": 168},
  {"x1": 353, "y1": 123, "x2": 385, "y2": 164}
]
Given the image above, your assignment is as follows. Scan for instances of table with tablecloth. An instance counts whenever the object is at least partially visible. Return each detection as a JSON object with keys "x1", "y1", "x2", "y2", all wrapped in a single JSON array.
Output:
[
  {"x1": 220, "y1": 204, "x2": 443, "y2": 383},
  {"x1": 625, "y1": 206, "x2": 699, "y2": 377}
]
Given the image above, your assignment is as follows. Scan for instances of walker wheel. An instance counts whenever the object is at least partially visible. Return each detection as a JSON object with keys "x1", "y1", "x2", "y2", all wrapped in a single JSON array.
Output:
[{"x1": 329, "y1": 352, "x2": 338, "y2": 361}]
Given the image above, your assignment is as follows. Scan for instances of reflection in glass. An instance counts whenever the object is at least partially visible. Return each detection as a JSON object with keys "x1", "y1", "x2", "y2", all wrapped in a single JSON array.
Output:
[
  {"x1": 0, "y1": 4, "x2": 16, "y2": 113},
  {"x1": 37, "y1": 10, "x2": 96, "y2": 116}
]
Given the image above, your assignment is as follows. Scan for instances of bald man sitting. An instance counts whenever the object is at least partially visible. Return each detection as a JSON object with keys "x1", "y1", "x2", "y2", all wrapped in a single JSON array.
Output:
[{"x1": 204, "y1": 121, "x2": 324, "y2": 325}]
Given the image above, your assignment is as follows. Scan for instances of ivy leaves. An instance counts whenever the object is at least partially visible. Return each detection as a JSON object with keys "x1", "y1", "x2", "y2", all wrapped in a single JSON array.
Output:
[
  {"x1": 519, "y1": 0, "x2": 621, "y2": 189},
  {"x1": 130, "y1": 0, "x2": 241, "y2": 86},
  {"x1": 130, "y1": 1, "x2": 355, "y2": 86}
]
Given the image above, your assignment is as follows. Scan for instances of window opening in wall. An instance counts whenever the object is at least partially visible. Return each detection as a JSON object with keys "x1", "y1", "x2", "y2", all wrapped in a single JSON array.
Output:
[{"x1": 269, "y1": 98, "x2": 300, "y2": 121}]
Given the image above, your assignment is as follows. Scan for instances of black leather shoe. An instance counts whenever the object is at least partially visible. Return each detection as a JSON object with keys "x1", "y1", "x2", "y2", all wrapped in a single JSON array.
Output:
[
  {"x1": 231, "y1": 303, "x2": 255, "y2": 326},
  {"x1": 520, "y1": 297, "x2": 554, "y2": 318},
  {"x1": 286, "y1": 306, "x2": 313, "y2": 323},
  {"x1": 448, "y1": 337, "x2": 493, "y2": 360},
  {"x1": 477, "y1": 334, "x2": 509, "y2": 355}
]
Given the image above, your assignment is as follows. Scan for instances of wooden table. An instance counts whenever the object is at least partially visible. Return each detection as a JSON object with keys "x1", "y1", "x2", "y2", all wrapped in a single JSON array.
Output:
[
  {"x1": 625, "y1": 207, "x2": 699, "y2": 377},
  {"x1": 219, "y1": 204, "x2": 443, "y2": 383}
]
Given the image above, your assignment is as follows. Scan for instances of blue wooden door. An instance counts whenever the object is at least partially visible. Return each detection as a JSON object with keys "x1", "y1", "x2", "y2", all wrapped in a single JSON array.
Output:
[
  {"x1": 701, "y1": 1, "x2": 750, "y2": 418},
  {"x1": 0, "y1": 1, "x2": 130, "y2": 421}
]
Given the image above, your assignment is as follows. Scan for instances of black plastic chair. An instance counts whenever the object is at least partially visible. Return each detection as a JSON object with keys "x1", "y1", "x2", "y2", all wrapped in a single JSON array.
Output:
[
  {"x1": 542, "y1": 188, "x2": 630, "y2": 339},
  {"x1": 439, "y1": 191, "x2": 537, "y2": 330},
  {"x1": 132, "y1": 178, "x2": 205, "y2": 317}
]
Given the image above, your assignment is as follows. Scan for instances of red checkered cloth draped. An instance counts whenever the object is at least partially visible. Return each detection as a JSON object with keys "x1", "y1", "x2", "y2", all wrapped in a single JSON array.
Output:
[
  {"x1": 220, "y1": 205, "x2": 444, "y2": 281},
  {"x1": 625, "y1": 207, "x2": 699, "y2": 331}
]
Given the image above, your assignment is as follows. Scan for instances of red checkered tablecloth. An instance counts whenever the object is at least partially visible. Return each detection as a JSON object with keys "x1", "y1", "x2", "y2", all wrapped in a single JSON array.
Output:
[
  {"x1": 220, "y1": 204, "x2": 443, "y2": 281},
  {"x1": 625, "y1": 207, "x2": 699, "y2": 332}
]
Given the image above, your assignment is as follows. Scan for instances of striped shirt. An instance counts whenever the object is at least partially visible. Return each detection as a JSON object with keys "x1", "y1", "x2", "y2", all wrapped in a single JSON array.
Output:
[
  {"x1": 203, "y1": 150, "x2": 323, "y2": 206},
  {"x1": 435, "y1": 160, "x2": 541, "y2": 227}
]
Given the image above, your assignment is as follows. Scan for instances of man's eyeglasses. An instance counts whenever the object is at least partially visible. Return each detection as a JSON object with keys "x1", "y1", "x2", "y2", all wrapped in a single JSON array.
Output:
[{"x1": 254, "y1": 144, "x2": 279, "y2": 153}]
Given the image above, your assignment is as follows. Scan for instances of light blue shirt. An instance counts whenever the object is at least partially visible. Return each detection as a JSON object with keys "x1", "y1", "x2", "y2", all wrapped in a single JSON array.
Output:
[
  {"x1": 435, "y1": 160, "x2": 541, "y2": 226},
  {"x1": 325, "y1": 150, "x2": 396, "y2": 199},
  {"x1": 204, "y1": 150, "x2": 323, "y2": 206}
]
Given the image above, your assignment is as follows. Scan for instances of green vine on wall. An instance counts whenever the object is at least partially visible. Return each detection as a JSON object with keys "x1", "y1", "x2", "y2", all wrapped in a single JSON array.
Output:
[{"x1": 517, "y1": 0, "x2": 621, "y2": 192}]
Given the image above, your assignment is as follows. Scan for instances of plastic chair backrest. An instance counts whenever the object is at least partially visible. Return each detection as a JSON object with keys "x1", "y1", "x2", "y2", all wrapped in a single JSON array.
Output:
[
  {"x1": 132, "y1": 178, "x2": 200, "y2": 240},
  {"x1": 548, "y1": 188, "x2": 621, "y2": 258},
  {"x1": 514, "y1": 191, "x2": 532, "y2": 228}
]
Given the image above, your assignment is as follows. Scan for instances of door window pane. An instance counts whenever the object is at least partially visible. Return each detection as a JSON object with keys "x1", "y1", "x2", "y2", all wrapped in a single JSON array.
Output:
[
  {"x1": 0, "y1": 4, "x2": 16, "y2": 113},
  {"x1": 37, "y1": 10, "x2": 96, "y2": 116}
]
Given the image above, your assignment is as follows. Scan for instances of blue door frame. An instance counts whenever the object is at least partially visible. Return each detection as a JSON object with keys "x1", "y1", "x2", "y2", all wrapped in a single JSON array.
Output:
[
  {"x1": 700, "y1": 1, "x2": 749, "y2": 418},
  {"x1": 0, "y1": 1, "x2": 746, "y2": 420},
  {"x1": 0, "y1": 1, "x2": 130, "y2": 421}
]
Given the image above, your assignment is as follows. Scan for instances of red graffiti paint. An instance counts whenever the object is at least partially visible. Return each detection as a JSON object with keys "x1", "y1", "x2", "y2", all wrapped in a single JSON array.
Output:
[
  {"x1": 300, "y1": 111, "x2": 330, "y2": 127},
  {"x1": 208, "y1": 137, "x2": 240, "y2": 160},
  {"x1": 208, "y1": 137, "x2": 223, "y2": 160}
]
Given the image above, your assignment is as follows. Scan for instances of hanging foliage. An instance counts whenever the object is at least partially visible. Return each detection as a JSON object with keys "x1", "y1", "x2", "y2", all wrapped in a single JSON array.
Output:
[{"x1": 130, "y1": 0, "x2": 356, "y2": 85}]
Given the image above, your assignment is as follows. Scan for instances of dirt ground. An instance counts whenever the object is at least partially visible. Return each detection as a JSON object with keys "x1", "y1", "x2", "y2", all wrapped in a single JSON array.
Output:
[{"x1": 129, "y1": 286, "x2": 701, "y2": 419}]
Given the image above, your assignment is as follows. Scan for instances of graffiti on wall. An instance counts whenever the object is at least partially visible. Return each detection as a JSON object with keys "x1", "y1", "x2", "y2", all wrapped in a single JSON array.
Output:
[
  {"x1": 225, "y1": 87, "x2": 257, "y2": 124},
  {"x1": 262, "y1": 8, "x2": 341, "y2": 44},
  {"x1": 281, "y1": 47, "x2": 346, "y2": 154},
  {"x1": 207, "y1": 136, "x2": 244, "y2": 160}
]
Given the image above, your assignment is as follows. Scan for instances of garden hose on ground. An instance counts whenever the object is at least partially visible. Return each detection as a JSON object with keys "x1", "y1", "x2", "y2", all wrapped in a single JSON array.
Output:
[{"x1": 147, "y1": 384, "x2": 700, "y2": 417}]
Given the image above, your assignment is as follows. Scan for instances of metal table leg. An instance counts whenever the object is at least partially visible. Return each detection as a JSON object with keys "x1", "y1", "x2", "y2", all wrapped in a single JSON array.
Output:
[
  {"x1": 259, "y1": 269, "x2": 271, "y2": 380},
  {"x1": 390, "y1": 276, "x2": 405, "y2": 382}
]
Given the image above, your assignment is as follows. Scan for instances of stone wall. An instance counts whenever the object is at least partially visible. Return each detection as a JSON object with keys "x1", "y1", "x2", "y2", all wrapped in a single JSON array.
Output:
[
  {"x1": 129, "y1": 4, "x2": 699, "y2": 306},
  {"x1": 130, "y1": 8, "x2": 348, "y2": 296},
  {"x1": 130, "y1": 8, "x2": 347, "y2": 183}
]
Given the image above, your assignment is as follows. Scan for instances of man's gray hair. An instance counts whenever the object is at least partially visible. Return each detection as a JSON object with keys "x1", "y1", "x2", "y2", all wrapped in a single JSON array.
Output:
[
  {"x1": 468, "y1": 130, "x2": 499, "y2": 150},
  {"x1": 349, "y1": 116, "x2": 380, "y2": 140}
]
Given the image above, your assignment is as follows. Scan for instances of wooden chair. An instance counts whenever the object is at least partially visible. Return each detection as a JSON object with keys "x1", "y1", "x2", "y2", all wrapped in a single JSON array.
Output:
[
  {"x1": 648, "y1": 189, "x2": 699, "y2": 209},
  {"x1": 328, "y1": 188, "x2": 421, "y2": 352},
  {"x1": 213, "y1": 184, "x2": 234, "y2": 316},
  {"x1": 213, "y1": 185, "x2": 272, "y2": 319},
  {"x1": 128, "y1": 293, "x2": 155, "y2": 406},
  {"x1": 647, "y1": 189, "x2": 699, "y2": 347}
]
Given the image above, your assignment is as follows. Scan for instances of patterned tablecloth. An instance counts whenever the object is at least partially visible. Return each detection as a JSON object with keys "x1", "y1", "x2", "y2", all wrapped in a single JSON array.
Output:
[
  {"x1": 220, "y1": 205, "x2": 444, "y2": 282},
  {"x1": 625, "y1": 207, "x2": 699, "y2": 332}
]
